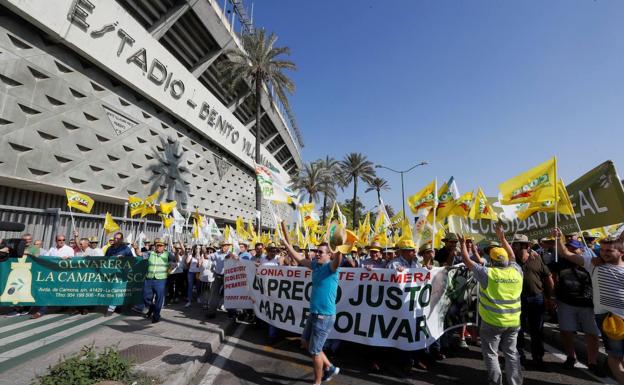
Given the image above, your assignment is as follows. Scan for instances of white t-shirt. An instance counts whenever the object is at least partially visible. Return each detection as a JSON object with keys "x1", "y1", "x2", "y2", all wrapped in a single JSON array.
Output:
[
  {"x1": 199, "y1": 259, "x2": 214, "y2": 282},
  {"x1": 582, "y1": 248, "x2": 624, "y2": 318},
  {"x1": 75, "y1": 247, "x2": 103, "y2": 257},
  {"x1": 188, "y1": 255, "x2": 202, "y2": 273},
  {"x1": 48, "y1": 245, "x2": 75, "y2": 258},
  {"x1": 260, "y1": 256, "x2": 280, "y2": 266}
]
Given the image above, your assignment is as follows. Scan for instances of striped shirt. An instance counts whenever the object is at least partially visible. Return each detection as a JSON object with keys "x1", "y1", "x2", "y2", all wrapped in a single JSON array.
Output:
[{"x1": 582, "y1": 248, "x2": 624, "y2": 318}]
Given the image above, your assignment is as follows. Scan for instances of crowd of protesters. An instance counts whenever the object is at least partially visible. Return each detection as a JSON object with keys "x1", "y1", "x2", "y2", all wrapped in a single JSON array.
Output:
[{"x1": 1, "y1": 224, "x2": 623, "y2": 385}]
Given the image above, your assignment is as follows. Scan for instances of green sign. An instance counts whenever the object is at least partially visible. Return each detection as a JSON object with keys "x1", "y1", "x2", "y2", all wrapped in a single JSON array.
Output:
[
  {"x1": 468, "y1": 160, "x2": 624, "y2": 240},
  {"x1": 0, "y1": 256, "x2": 147, "y2": 306}
]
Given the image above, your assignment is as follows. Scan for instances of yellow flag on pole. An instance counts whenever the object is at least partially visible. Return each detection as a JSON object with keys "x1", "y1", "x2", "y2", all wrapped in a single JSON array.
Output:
[
  {"x1": 516, "y1": 179, "x2": 575, "y2": 220},
  {"x1": 499, "y1": 157, "x2": 557, "y2": 205},
  {"x1": 236, "y1": 216, "x2": 248, "y2": 240},
  {"x1": 407, "y1": 180, "x2": 436, "y2": 214},
  {"x1": 128, "y1": 196, "x2": 144, "y2": 217},
  {"x1": 469, "y1": 188, "x2": 498, "y2": 220},
  {"x1": 104, "y1": 212, "x2": 120, "y2": 234},
  {"x1": 141, "y1": 191, "x2": 159, "y2": 217},
  {"x1": 192, "y1": 219, "x2": 200, "y2": 240},
  {"x1": 450, "y1": 191, "x2": 474, "y2": 218},
  {"x1": 159, "y1": 200, "x2": 177, "y2": 215},
  {"x1": 66, "y1": 189, "x2": 95, "y2": 213},
  {"x1": 162, "y1": 215, "x2": 174, "y2": 229}
]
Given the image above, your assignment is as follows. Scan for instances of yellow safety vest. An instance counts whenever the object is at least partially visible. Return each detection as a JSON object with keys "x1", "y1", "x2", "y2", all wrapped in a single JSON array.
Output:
[
  {"x1": 479, "y1": 266, "x2": 522, "y2": 328},
  {"x1": 146, "y1": 251, "x2": 169, "y2": 280}
]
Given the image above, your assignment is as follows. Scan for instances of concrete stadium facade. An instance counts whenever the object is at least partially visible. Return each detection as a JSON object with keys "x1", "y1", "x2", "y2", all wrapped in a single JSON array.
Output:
[{"x1": 0, "y1": 0, "x2": 302, "y2": 245}]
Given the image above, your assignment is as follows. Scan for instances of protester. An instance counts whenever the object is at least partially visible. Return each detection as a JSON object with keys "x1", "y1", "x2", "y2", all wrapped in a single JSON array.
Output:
[
  {"x1": 31, "y1": 234, "x2": 75, "y2": 319},
  {"x1": 435, "y1": 232, "x2": 459, "y2": 266},
  {"x1": 549, "y1": 237, "x2": 602, "y2": 374},
  {"x1": 206, "y1": 240, "x2": 234, "y2": 319},
  {"x1": 360, "y1": 241, "x2": 386, "y2": 269},
  {"x1": 258, "y1": 242, "x2": 283, "y2": 343},
  {"x1": 554, "y1": 228, "x2": 621, "y2": 380},
  {"x1": 167, "y1": 242, "x2": 186, "y2": 304},
  {"x1": 281, "y1": 236, "x2": 343, "y2": 385},
  {"x1": 512, "y1": 233, "x2": 554, "y2": 369},
  {"x1": 142, "y1": 238, "x2": 175, "y2": 323},
  {"x1": 104, "y1": 232, "x2": 134, "y2": 316},
  {"x1": 185, "y1": 244, "x2": 202, "y2": 307},
  {"x1": 34, "y1": 239, "x2": 46, "y2": 256},
  {"x1": 198, "y1": 245, "x2": 215, "y2": 309},
  {"x1": 239, "y1": 241, "x2": 252, "y2": 260},
  {"x1": 460, "y1": 224, "x2": 523, "y2": 385}
]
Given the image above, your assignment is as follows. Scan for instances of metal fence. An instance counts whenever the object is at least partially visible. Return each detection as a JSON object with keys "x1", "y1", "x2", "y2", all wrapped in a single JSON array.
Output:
[{"x1": 0, "y1": 204, "x2": 163, "y2": 249}]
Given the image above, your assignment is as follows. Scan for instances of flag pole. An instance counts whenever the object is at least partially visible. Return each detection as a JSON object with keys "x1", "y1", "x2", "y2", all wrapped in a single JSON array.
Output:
[
  {"x1": 561, "y1": 177, "x2": 588, "y2": 249},
  {"x1": 432, "y1": 178, "x2": 438, "y2": 247},
  {"x1": 554, "y1": 157, "x2": 558, "y2": 262}
]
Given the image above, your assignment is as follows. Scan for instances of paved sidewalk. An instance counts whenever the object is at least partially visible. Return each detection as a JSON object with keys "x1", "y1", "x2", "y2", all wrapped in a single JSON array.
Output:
[{"x1": 0, "y1": 304, "x2": 235, "y2": 385}]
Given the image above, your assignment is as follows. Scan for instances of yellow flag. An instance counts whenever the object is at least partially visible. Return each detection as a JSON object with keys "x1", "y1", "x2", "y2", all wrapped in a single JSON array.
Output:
[
  {"x1": 236, "y1": 216, "x2": 248, "y2": 240},
  {"x1": 469, "y1": 188, "x2": 498, "y2": 220},
  {"x1": 499, "y1": 157, "x2": 557, "y2": 205},
  {"x1": 224, "y1": 225, "x2": 232, "y2": 244},
  {"x1": 161, "y1": 214, "x2": 174, "y2": 229},
  {"x1": 390, "y1": 211, "x2": 404, "y2": 227},
  {"x1": 104, "y1": 212, "x2": 120, "y2": 234},
  {"x1": 516, "y1": 179, "x2": 575, "y2": 220},
  {"x1": 450, "y1": 191, "x2": 474, "y2": 218},
  {"x1": 400, "y1": 216, "x2": 413, "y2": 241},
  {"x1": 260, "y1": 231, "x2": 271, "y2": 246},
  {"x1": 192, "y1": 219, "x2": 199, "y2": 239},
  {"x1": 66, "y1": 189, "x2": 95, "y2": 214},
  {"x1": 141, "y1": 191, "x2": 159, "y2": 217},
  {"x1": 128, "y1": 196, "x2": 144, "y2": 217},
  {"x1": 247, "y1": 218, "x2": 257, "y2": 238},
  {"x1": 159, "y1": 200, "x2": 177, "y2": 215},
  {"x1": 408, "y1": 180, "x2": 436, "y2": 214}
]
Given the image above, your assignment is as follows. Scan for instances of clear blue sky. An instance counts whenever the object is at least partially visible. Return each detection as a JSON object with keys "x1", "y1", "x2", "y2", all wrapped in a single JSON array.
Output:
[{"x1": 253, "y1": 1, "x2": 624, "y2": 214}]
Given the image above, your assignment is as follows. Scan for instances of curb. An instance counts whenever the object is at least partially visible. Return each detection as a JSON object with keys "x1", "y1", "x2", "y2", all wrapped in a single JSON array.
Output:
[{"x1": 162, "y1": 318, "x2": 238, "y2": 385}]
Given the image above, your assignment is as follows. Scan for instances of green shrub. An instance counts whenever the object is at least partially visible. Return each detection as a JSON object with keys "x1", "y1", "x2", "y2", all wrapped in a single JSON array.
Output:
[{"x1": 34, "y1": 345, "x2": 158, "y2": 385}]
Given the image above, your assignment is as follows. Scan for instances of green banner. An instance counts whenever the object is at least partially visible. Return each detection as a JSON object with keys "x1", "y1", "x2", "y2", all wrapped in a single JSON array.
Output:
[
  {"x1": 0, "y1": 256, "x2": 147, "y2": 306},
  {"x1": 467, "y1": 160, "x2": 624, "y2": 240}
]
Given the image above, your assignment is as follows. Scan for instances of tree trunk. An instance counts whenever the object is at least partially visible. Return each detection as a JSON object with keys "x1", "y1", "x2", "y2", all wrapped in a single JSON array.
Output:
[
  {"x1": 254, "y1": 77, "x2": 263, "y2": 232},
  {"x1": 308, "y1": 195, "x2": 313, "y2": 204},
  {"x1": 321, "y1": 193, "x2": 328, "y2": 224},
  {"x1": 352, "y1": 175, "x2": 358, "y2": 228},
  {"x1": 376, "y1": 188, "x2": 381, "y2": 206}
]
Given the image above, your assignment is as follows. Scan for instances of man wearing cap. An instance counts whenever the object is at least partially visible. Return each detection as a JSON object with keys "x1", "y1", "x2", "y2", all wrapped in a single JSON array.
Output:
[
  {"x1": 554, "y1": 228, "x2": 624, "y2": 381},
  {"x1": 459, "y1": 224, "x2": 523, "y2": 385},
  {"x1": 206, "y1": 240, "x2": 235, "y2": 318},
  {"x1": 435, "y1": 233, "x2": 460, "y2": 266},
  {"x1": 141, "y1": 239, "x2": 152, "y2": 253},
  {"x1": 281, "y1": 235, "x2": 343, "y2": 385},
  {"x1": 361, "y1": 241, "x2": 386, "y2": 269},
  {"x1": 582, "y1": 231, "x2": 601, "y2": 257},
  {"x1": 512, "y1": 234, "x2": 554, "y2": 369},
  {"x1": 142, "y1": 238, "x2": 175, "y2": 323},
  {"x1": 549, "y1": 236, "x2": 602, "y2": 375},
  {"x1": 88, "y1": 237, "x2": 104, "y2": 255}
]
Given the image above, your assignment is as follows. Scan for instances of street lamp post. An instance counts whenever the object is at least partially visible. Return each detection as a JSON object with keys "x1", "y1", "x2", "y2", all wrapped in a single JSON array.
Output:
[{"x1": 375, "y1": 162, "x2": 428, "y2": 219}]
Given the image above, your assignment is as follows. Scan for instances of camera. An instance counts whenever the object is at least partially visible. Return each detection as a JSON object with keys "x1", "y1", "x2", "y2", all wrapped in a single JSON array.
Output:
[{"x1": 0, "y1": 220, "x2": 27, "y2": 262}]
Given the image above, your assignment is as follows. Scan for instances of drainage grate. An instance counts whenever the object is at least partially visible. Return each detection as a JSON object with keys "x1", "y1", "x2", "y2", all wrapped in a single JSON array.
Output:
[{"x1": 118, "y1": 344, "x2": 171, "y2": 364}]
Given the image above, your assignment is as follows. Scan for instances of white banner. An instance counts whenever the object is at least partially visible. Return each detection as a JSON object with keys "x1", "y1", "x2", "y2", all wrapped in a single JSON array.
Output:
[
  {"x1": 224, "y1": 260, "x2": 253, "y2": 309},
  {"x1": 225, "y1": 260, "x2": 474, "y2": 351}
]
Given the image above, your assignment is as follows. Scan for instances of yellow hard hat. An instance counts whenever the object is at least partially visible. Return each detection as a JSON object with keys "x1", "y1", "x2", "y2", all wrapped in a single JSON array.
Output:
[
  {"x1": 602, "y1": 313, "x2": 624, "y2": 341},
  {"x1": 489, "y1": 247, "x2": 509, "y2": 263},
  {"x1": 396, "y1": 238, "x2": 416, "y2": 250}
]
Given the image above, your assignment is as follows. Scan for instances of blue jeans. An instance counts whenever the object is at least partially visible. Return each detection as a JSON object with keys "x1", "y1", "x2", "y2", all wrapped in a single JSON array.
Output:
[
  {"x1": 302, "y1": 313, "x2": 335, "y2": 355},
  {"x1": 187, "y1": 271, "x2": 197, "y2": 302},
  {"x1": 517, "y1": 294, "x2": 545, "y2": 360},
  {"x1": 143, "y1": 279, "x2": 166, "y2": 321}
]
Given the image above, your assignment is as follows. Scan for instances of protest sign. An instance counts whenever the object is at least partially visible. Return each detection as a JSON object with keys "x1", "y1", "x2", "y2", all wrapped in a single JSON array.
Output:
[
  {"x1": 224, "y1": 259, "x2": 253, "y2": 309},
  {"x1": 468, "y1": 161, "x2": 624, "y2": 240},
  {"x1": 0, "y1": 256, "x2": 147, "y2": 306},
  {"x1": 225, "y1": 260, "x2": 477, "y2": 350}
]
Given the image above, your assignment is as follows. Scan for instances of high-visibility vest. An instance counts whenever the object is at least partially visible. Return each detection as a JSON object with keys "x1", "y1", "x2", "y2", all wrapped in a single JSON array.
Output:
[
  {"x1": 146, "y1": 251, "x2": 169, "y2": 280},
  {"x1": 478, "y1": 266, "x2": 522, "y2": 328}
]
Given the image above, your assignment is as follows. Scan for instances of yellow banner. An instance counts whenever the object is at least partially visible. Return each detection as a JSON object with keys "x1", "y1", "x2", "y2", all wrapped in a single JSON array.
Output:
[
  {"x1": 66, "y1": 189, "x2": 94, "y2": 214},
  {"x1": 499, "y1": 157, "x2": 556, "y2": 205}
]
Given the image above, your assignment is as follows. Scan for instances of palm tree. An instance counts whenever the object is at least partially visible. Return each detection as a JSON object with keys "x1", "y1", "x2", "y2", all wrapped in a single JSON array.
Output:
[
  {"x1": 290, "y1": 161, "x2": 325, "y2": 203},
  {"x1": 365, "y1": 177, "x2": 390, "y2": 205},
  {"x1": 221, "y1": 29, "x2": 296, "y2": 229},
  {"x1": 317, "y1": 156, "x2": 341, "y2": 223},
  {"x1": 340, "y1": 153, "x2": 376, "y2": 227}
]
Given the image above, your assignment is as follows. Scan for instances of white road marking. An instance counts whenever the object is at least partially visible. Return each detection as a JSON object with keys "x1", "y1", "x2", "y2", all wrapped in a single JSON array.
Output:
[
  {"x1": 0, "y1": 314, "x2": 65, "y2": 334},
  {"x1": 198, "y1": 324, "x2": 247, "y2": 385}
]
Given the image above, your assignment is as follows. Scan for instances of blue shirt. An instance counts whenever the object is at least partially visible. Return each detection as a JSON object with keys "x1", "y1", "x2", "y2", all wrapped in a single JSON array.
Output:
[
  {"x1": 105, "y1": 244, "x2": 134, "y2": 258},
  {"x1": 211, "y1": 251, "x2": 228, "y2": 274},
  {"x1": 239, "y1": 251, "x2": 253, "y2": 261},
  {"x1": 310, "y1": 261, "x2": 339, "y2": 315}
]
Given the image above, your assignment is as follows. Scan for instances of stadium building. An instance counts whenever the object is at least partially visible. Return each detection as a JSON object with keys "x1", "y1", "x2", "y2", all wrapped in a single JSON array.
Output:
[{"x1": 0, "y1": 0, "x2": 302, "y2": 245}]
